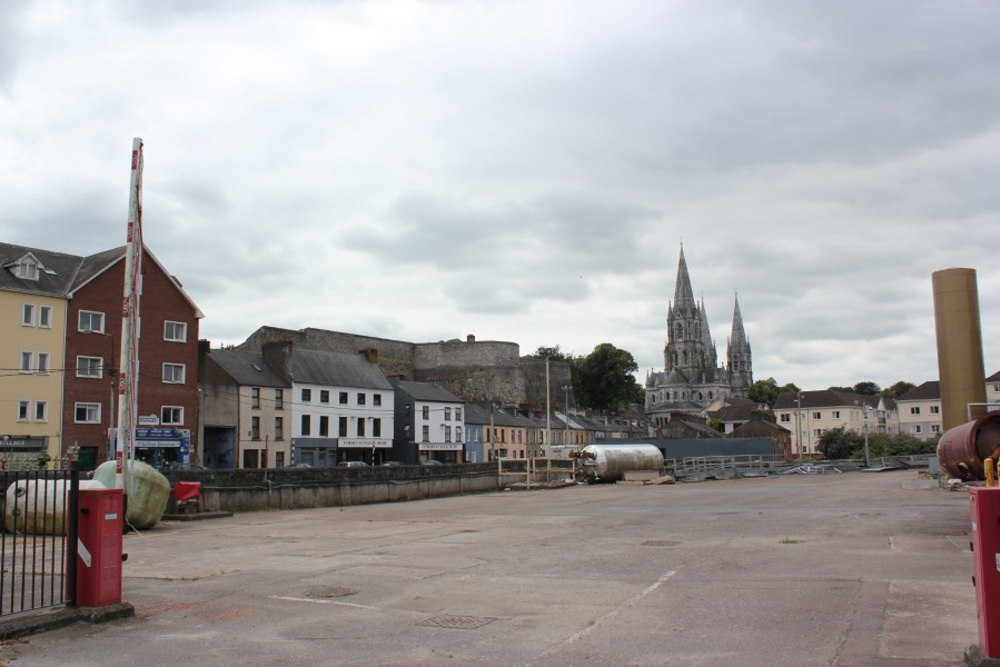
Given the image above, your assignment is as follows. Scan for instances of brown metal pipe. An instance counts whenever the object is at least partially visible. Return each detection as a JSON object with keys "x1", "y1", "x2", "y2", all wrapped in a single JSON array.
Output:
[
  {"x1": 937, "y1": 411, "x2": 1000, "y2": 481},
  {"x1": 932, "y1": 268, "x2": 987, "y2": 431}
]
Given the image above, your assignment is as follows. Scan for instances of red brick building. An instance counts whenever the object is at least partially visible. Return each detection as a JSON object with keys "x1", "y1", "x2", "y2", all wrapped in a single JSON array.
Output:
[{"x1": 63, "y1": 246, "x2": 203, "y2": 470}]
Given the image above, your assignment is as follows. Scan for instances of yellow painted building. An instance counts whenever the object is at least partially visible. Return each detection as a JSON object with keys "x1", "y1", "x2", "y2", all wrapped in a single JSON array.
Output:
[{"x1": 0, "y1": 249, "x2": 72, "y2": 465}]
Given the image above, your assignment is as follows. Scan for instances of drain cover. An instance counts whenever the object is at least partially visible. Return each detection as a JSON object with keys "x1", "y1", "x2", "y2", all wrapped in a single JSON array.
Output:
[
  {"x1": 418, "y1": 615, "x2": 496, "y2": 629},
  {"x1": 642, "y1": 539, "x2": 680, "y2": 547},
  {"x1": 303, "y1": 586, "x2": 359, "y2": 598}
]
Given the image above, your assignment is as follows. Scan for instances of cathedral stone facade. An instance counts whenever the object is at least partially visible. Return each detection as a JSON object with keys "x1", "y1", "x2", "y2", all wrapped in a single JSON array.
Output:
[{"x1": 645, "y1": 247, "x2": 752, "y2": 420}]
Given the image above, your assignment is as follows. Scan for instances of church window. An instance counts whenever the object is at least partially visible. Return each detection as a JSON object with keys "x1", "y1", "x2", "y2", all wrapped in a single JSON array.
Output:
[
  {"x1": 675, "y1": 323, "x2": 683, "y2": 339},
  {"x1": 708, "y1": 392, "x2": 713, "y2": 399},
  {"x1": 698, "y1": 392, "x2": 703, "y2": 401}
]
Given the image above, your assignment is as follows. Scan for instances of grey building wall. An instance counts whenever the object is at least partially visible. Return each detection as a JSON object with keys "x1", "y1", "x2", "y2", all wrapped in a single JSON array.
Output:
[{"x1": 240, "y1": 327, "x2": 572, "y2": 412}]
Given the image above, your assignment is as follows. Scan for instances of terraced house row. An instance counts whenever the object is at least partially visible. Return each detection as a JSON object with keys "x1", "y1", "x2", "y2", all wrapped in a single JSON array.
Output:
[
  {"x1": 3, "y1": 241, "x2": 644, "y2": 471},
  {"x1": 1, "y1": 242, "x2": 201, "y2": 469}
]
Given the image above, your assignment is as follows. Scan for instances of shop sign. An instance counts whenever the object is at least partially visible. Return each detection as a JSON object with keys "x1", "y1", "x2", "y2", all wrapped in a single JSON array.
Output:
[{"x1": 339, "y1": 438, "x2": 392, "y2": 449}]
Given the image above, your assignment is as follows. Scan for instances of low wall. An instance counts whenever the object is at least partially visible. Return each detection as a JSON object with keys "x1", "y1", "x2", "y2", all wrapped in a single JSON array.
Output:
[{"x1": 163, "y1": 463, "x2": 499, "y2": 513}]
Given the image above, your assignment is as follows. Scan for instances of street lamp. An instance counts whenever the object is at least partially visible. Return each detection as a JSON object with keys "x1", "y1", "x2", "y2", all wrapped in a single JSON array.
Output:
[
  {"x1": 562, "y1": 385, "x2": 571, "y2": 447},
  {"x1": 795, "y1": 392, "x2": 803, "y2": 461},
  {"x1": 862, "y1": 404, "x2": 871, "y2": 468}
]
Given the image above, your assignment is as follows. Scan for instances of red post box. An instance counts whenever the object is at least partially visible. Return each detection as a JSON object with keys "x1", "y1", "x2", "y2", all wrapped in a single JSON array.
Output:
[
  {"x1": 970, "y1": 487, "x2": 1000, "y2": 656},
  {"x1": 75, "y1": 488, "x2": 124, "y2": 607}
]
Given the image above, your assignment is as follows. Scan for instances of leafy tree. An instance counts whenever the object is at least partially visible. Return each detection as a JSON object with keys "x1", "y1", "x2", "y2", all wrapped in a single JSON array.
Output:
[
  {"x1": 827, "y1": 386, "x2": 854, "y2": 393},
  {"x1": 708, "y1": 418, "x2": 725, "y2": 433},
  {"x1": 524, "y1": 345, "x2": 572, "y2": 361},
  {"x1": 881, "y1": 381, "x2": 916, "y2": 400},
  {"x1": 748, "y1": 377, "x2": 800, "y2": 407},
  {"x1": 816, "y1": 427, "x2": 863, "y2": 459},
  {"x1": 865, "y1": 433, "x2": 937, "y2": 458},
  {"x1": 853, "y1": 381, "x2": 881, "y2": 396},
  {"x1": 571, "y1": 343, "x2": 640, "y2": 413}
]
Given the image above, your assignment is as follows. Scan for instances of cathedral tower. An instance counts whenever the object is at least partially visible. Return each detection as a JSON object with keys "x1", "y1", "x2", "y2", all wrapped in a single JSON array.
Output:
[
  {"x1": 727, "y1": 294, "x2": 753, "y2": 394},
  {"x1": 663, "y1": 246, "x2": 717, "y2": 382}
]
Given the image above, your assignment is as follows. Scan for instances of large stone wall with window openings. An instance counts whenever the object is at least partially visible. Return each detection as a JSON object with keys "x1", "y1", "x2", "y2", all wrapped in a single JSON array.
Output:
[{"x1": 239, "y1": 327, "x2": 568, "y2": 410}]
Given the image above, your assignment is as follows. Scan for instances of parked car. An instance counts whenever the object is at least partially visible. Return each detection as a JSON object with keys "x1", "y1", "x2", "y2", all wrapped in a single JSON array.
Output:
[
  {"x1": 381, "y1": 461, "x2": 403, "y2": 467},
  {"x1": 422, "y1": 460, "x2": 443, "y2": 466},
  {"x1": 338, "y1": 461, "x2": 369, "y2": 468}
]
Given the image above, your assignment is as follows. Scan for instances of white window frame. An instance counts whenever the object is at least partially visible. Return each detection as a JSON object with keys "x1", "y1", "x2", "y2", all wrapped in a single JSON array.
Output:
[
  {"x1": 18, "y1": 401, "x2": 30, "y2": 422},
  {"x1": 75, "y1": 402, "x2": 102, "y2": 424},
  {"x1": 914, "y1": 425, "x2": 923, "y2": 434},
  {"x1": 930, "y1": 406, "x2": 940, "y2": 414},
  {"x1": 779, "y1": 413, "x2": 791, "y2": 423},
  {"x1": 77, "y1": 356, "x2": 104, "y2": 378},
  {"x1": 20, "y1": 351, "x2": 33, "y2": 374},
  {"x1": 931, "y1": 424, "x2": 941, "y2": 433},
  {"x1": 38, "y1": 305, "x2": 52, "y2": 328},
  {"x1": 910, "y1": 407, "x2": 921, "y2": 415},
  {"x1": 22, "y1": 304, "x2": 35, "y2": 326},
  {"x1": 79, "y1": 310, "x2": 105, "y2": 333},
  {"x1": 37, "y1": 352, "x2": 50, "y2": 375},
  {"x1": 34, "y1": 401, "x2": 48, "y2": 422},
  {"x1": 18, "y1": 258, "x2": 39, "y2": 280},
  {"x1": 162, "y1": 363, "x2": 186, "y2": 384},
  {"x1": 164, "y1": 320, "x2": 187, "y2": 342},
  {"x1": 161, "y1": 406, "x2": 184, "y2": 425},
  {"x1": 832, "y1": 411, "x2": 841, "y2": 419}
]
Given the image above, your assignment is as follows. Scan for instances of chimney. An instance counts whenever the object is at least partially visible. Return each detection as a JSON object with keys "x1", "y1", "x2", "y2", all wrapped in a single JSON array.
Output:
[
  {"x1": 467, "y1": 334, "x2": 476, "y2": 343},
  {"x1": 360, "y1": 348, "x2": 379, "y2": 364},
  {"x1": 262, "y1": 339, "x2": 293, "y2": 381}
]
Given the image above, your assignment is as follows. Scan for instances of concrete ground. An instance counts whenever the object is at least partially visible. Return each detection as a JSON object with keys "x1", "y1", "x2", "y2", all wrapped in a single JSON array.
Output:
[{"x1": 0, "y1": 470, "x2": 980, "y2": 667}]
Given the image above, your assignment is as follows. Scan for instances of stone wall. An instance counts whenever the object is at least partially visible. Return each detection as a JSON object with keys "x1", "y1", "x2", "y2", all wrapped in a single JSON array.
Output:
[
  {"x1": 238, "y1": 326, "x2": 573, "y2": 411},
  {"x1": 165, "y1": 464, "x2": 498, "y2": 513}
]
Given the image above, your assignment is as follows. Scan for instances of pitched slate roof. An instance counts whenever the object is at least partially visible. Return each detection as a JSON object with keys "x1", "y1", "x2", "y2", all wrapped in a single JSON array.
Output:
[
  {"x1": 987, "y1": 370, "x2": 1000, "y2": 383},
  {"x1": 0, "y1": 242, "x2": 84, "y2": 296},
  {"x1": 775, "y1": 390, "x2": 868, "y2": 410},
  {"x1": 897, "y1": 381, "x2": 941, "y2": 401},
  {"x1": 291, "y1": 348, "x2": 393, "y2": 390},
  {"x1": 209, "y1": 349, "x2": 289, "y2": 387}
]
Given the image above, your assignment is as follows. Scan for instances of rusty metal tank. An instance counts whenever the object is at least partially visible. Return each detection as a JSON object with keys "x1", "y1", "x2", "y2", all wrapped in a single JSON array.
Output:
[
  {"x1": 575, "y1": 444, "x2": 664, "y2": 483},
  {"x1": 937, "y1": 411, "x2": 1000, "y2": 481}
]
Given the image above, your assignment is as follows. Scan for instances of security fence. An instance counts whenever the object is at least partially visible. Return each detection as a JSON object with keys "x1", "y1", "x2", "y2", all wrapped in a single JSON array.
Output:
[{"x1": 0, "y1": 466, "x2": 80, "y2": 617}]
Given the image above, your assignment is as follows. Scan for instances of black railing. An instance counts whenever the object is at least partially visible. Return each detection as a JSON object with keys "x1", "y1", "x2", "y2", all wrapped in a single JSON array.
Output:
[{"x1": 0, "y1": 464, "x2": 79, "y2": 617}]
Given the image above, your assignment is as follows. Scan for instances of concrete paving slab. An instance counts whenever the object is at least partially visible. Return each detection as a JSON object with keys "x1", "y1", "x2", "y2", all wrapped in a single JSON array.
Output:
[{"x1": 0, "y1": 470, "x2": 982, "y2": 666}]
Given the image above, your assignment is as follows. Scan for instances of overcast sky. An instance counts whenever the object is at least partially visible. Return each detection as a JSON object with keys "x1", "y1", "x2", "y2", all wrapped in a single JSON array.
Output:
[{"x1": 2, "y1": 0, "x2": 998, "y2": 392}]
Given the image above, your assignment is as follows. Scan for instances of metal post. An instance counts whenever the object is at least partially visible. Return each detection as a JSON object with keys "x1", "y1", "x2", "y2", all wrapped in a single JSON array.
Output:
[
  {"x1": 65, "y1": 461, "x2": 80, "y2": 607},
  {"x1": 563, "y1": 385, "x2": 571, "y2": 447},
  {"x1": 796, "y1": 392, "x2": 803, "y2": 461},
  {"x1": 863, "y1": 404, "x2": 871, "y2": 468}
]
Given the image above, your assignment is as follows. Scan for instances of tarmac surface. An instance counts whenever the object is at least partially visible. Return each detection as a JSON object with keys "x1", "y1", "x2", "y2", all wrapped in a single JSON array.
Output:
[{"x1": 0, "y1": 469, "x2": 980, "y2": 667}]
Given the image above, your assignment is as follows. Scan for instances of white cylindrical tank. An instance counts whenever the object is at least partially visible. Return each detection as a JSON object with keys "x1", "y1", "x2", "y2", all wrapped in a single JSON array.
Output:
[
  {"x1": 577, "y1": 444, "x2": 664, "y2": 483},
  {"x1": 5, "y1": 479, "x2": 106, "y2": 535}
]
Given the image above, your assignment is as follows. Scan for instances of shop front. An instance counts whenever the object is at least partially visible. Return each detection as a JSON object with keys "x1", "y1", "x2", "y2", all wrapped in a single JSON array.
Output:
[
  {"x1": 339, "y1": 438, "x2": 393, "y2": 465},
  {"x1": 418, "y1": 441, "x2": 464, "y2": 464},
  {"x1": 0, "y1": 435, "x2": 48, "y2": 470},
  {"x1": 134, "y1": 428, "x2": 191, "y2": 471}
]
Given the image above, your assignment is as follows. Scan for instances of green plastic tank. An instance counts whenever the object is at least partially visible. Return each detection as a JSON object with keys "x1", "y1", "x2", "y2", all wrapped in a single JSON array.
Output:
[{"x1": 93, "y1": 459, "x2": 170, "y2": 529}]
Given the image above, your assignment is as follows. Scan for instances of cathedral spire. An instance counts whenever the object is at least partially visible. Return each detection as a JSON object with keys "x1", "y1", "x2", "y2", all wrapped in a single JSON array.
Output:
[
  {"x1": 727, "y1": 292, "x2": 753, "y2": 393},
  {"x1": 673, "y1": 245, "x2": 697, "y2": 311}
]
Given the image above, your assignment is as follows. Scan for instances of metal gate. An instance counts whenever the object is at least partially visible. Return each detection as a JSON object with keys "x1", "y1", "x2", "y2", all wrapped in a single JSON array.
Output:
[{"x1": 0, "y1": 466, "x2": 80, "y2": 617}]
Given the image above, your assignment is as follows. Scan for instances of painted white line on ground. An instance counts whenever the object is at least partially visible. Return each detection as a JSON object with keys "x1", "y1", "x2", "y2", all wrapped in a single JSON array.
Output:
[
  {"x1": 269, "y1": 595, "x2": 380, "y2": 610},
  {"x1": 546, "y1": 569, "x2": 677, "y2": 653}
]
